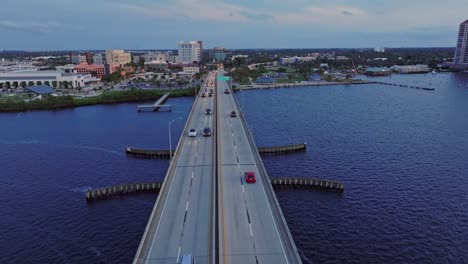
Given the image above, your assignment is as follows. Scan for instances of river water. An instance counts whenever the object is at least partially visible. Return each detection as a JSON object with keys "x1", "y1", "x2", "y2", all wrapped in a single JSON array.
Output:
[{"x1": 1, "y1": 73, "x2": 467, "y2": 263}]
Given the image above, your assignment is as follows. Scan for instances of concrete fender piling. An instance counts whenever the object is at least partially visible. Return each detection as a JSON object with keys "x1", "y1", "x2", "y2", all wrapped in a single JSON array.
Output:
[{"x1": 271, "y1": 177, "x2": 344, "y2": 192}]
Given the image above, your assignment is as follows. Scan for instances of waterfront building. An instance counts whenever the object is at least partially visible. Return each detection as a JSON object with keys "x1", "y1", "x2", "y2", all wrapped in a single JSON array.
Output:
[
  {"x1": 105, "y1": 50, "x2": 131, "y2": 66},
  {"x1": 454, "y1": 19, "x2": 468, "y2": 64},
  {"x1": 0, "y1": 69, "x2": 92, "y2": 88},
  {"x1": 390, "y1": 64, "x2": 431, "y2": 73},
  {"x1": 365, "y1": 67, "x2": 392, "y2": 76},
  {"x1": 93, "y1": 54, "x2": 104, "y2": 65},
  {"x1": 177, "y1": 41, "x2": 202, "y2": 64}
]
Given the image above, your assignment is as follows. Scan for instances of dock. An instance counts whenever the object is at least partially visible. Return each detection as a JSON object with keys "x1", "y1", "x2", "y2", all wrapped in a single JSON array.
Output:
[
  {"x1": 85, "y1": 177, "x2": 343, "y2": 201},
  {"x1": 137, "y1": 93, "x2": 172, "y2": 112},
  {"x1": 125, "y1": 143, "x2": 307, "y2": 159}
]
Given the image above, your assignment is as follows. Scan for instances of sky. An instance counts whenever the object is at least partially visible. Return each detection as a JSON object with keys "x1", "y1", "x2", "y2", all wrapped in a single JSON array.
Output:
[{"x1": 0, "y1": 0, "x2": 467, "y2": 50}]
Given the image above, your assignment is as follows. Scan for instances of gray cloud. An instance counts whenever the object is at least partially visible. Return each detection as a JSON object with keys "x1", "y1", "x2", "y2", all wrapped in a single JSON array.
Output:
[
  {"x1": 341, "y1": 10, "x2": 353, "y2": 16},
  {"x1": 238, "y1": 11, "x2": 275, "y2": 22},
  {"x1": 0, "y1": 20, "x2": 63, "y2": 33}
]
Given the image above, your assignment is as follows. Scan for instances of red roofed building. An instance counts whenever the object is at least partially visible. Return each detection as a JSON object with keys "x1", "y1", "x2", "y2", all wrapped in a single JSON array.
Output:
[{"x1": 74, "y1": 63, "x2": 119, "y2": 78}]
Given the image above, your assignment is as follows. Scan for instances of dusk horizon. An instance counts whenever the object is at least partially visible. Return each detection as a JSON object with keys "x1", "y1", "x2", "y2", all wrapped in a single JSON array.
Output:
[{"x1": 1, "y1": 0, "x2": 467, "y2": 50}]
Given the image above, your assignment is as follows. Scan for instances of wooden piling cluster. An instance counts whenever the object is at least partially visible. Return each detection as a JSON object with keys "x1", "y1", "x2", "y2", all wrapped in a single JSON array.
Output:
[
  {"x1": 126, "y1": 147, "x2": 172, "y2": 159},
  {"x1": 270, "y1": 177, "x2": 344, "y2": 191},
  {"x1": 258, "y1": 143, "x2": 306, "y2": 155},
  {"x1": 126, "y1": 143, "x2": 307, "y2": 159},
  {"x1": 85, "y1": 182, "x2": 162, "y2": 201}
]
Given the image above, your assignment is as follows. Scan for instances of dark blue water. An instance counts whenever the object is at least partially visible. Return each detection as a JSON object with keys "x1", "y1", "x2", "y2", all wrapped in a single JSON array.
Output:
[{"x1": 1, "y1": 73, "x2": 468, "y2": 263}]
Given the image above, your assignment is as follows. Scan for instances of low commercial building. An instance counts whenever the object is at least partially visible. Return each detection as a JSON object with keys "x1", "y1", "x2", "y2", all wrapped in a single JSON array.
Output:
[
  {"x1": 365, "y1": 67, "x2": 392, "y2": 76},
  {"x1": 182, "y1": 66, "x2": 200, "y2": 75},
  {"x1": 279, "y1": 55, "x2": 319, "y2": 65},
  {"x1": 144, "y1": 61, "x2": 169, "y2": 72},
  {"x1": 390, "y1": 65, "x2": 431, "y2": 73},
  {"x1": 256, "y1": 76, "x2": 276, "y2": 84},
  {"x1": 0, "y1": 69, "x2": 92, "y2": 88},
  {"x1": 71, "y1": 55, "x2": 87, "y2": 64},
  {"x1": 142, "y1": 52, "x2": 170, "y2": 63}
]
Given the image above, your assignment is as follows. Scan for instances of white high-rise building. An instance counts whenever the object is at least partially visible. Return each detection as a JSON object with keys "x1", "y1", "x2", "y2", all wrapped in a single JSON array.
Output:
[
  {"x1": 454, "y1": 19, "x2": 468, "y2": 64},
  {"x1": 177, "y1": 41, "x2": 202, "y2": 64}
]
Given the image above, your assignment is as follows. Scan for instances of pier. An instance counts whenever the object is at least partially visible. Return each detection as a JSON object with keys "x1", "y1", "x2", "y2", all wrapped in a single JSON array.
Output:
[
  {"x1": 85, "y1": 177, "x2": 343, "y2": 201},
  {"x1": 125, "y1": 143, "x2": 307, "y2": 159},
  {"x1": 85, "y1": 182, "x2": 162, "y2": 201},
  {"x1": 137, "y1": 93, "x2": 172, "y2": 112}
]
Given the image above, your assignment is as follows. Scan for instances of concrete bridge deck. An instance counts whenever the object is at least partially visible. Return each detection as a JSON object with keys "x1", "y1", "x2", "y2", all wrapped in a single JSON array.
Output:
[
  {"x1": 216, "y1": 72, "x2": 302, "y2": 264},
  {"x1": 133, "y1": 76, "x2": 216, "y2": 263}
]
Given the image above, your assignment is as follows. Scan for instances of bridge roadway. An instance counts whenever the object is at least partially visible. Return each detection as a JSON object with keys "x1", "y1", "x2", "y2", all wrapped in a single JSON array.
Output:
[
  {"x1": 216, "y1": 72, "x2": 302, "y2": 264},
  {"x1": 133, "y1": 74, "x2": 216, "y2": 263}
]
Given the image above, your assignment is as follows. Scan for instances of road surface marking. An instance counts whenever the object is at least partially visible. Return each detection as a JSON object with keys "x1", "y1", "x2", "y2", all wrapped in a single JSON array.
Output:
[
  {"x1": 176, "y1": 246, "x2": 181, "y2": 263},
  {"x1": 249, "y1": 223, "x2": 253, "y2": 237}
]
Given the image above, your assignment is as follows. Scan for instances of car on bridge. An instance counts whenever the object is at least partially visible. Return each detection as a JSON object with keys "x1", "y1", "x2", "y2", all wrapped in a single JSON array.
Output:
[
  {"x1": 202, "y1": 127, "x2": 212, "y2": 137},
  {"x1": 205, "y1": 109, "x2": 212, "y2": 115},
  {"x1": 245, "y1": 171, "x2": 256, "y2": 183},
  {"x1": 224, "y1": 89, "x2": 230, "y2": 94},
  {"x1": 230, "y1": 111, "x2": 237, "y2": 117},
  {"x1": 201, "y1": 93, "x2": 206, "y2": 97},
  {"x1": 188, "y1": 128, "x2": 197, "y2": 137}
]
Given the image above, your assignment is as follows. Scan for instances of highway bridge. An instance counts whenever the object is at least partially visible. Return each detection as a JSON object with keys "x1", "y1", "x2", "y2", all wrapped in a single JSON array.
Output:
[{"x1": 133, "y1": 71, "x2": 302, "y2": 264}]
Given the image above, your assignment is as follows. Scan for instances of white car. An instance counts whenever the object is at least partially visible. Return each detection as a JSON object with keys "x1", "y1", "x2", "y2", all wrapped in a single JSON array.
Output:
[{"x1": 188, "y1": 128, "x2": 197, "y2": 137}]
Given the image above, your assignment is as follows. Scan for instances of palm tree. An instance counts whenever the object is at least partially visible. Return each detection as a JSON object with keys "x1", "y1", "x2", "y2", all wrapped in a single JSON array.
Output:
[
  {"x1": 52, "y1": 81, "x2": 58, "y2": 88},
  {"x1": 20, "y1": 81, "x2": 27, "y2": 88}
]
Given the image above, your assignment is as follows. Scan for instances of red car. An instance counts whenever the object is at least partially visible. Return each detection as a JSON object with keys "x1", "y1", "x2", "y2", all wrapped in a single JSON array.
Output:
[{"x1": 245, "y1": 171, "x2": 256, "y2": 183}]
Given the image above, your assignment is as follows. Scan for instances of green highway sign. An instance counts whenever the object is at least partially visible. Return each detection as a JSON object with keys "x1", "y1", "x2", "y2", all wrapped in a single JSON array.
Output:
[{"x1": 218, "y1": 76, "x2": 230, "y2": 81}]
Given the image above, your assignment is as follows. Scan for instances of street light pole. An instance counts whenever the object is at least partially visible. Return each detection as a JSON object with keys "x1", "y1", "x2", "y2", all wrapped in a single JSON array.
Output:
[{"x1": 168, "y1": 117, "x2": 182, "y2": 163}]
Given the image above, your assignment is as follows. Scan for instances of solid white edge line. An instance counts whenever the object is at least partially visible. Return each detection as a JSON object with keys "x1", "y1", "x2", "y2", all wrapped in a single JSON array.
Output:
[
  {"x1": 176, "y1": 246, "x2": 181, "y2": 263},
  {"x1": 185, "y1": 201, "x2": 189, "y2": 211},
  {"x1": 249, "y1": 223, "x2": 253, "y2": 237}
]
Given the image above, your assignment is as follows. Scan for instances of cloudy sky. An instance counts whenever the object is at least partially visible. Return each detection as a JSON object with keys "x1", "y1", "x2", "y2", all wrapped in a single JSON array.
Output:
[{"x1": 0, "y1": 0, "x2": 467, "y2": 50}]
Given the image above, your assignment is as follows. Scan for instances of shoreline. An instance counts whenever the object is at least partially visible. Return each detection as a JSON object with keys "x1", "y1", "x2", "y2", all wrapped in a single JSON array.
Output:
[
  {"x1": 237, "y1": 80, "x2": 372, "y2": 90},
  {"x1": 0, "y1": 88, "x2": 195, "y2": 113}
]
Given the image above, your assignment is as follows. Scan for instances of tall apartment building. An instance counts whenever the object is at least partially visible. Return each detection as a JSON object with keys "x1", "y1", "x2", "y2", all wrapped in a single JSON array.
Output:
[
  {"x1": 454, "y1": 20, "x2": 468, "y2": 64},
  {"x1": 105, "y1": 50, "x2": 131, "y2": 66},
  {"x1": 177, "y1": 41, "x2": 202, "y2": 64}
]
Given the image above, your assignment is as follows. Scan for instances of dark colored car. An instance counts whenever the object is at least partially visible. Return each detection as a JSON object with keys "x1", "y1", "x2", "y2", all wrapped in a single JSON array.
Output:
[
  {"x1": 202, "y1": 127, "x2": 212, "y2": 136},
  {"x1": 208, "y1": 93, "x2": 213, "y2": 97},
  {"x1": 205, "y1": 109, "x2": 212, "y2": 115},
  {"x1": 224, "y1": 89, "x2": 230, "y2": 94},
  {"x1": 245, "y1": 171, "x2": 256, "y2": 183},
  {"x1": 230, "y1": 111, "x2": 237, "y2": 117},
  {"x1": 201, "y1": 93, "x2": 206, "y2": 97}
]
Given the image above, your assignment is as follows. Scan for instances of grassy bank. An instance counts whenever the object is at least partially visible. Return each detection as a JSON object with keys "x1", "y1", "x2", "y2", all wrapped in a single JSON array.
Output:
[{"x1": 0, "y1": 88, "x2": 195, "y2": 112}]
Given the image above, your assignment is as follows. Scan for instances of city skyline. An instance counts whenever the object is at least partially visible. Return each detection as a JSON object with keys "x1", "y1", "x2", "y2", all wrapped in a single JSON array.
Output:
[{"x1": 1, "y1": 0, "x2": 468, "y2": 50}]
